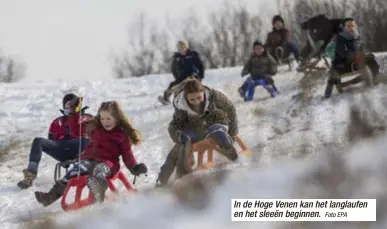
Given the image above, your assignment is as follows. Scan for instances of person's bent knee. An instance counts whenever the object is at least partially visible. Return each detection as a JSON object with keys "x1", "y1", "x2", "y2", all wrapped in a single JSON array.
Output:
[
  {"x1": 93, "y1": 163, "x2": 111, "y2": 179},
  {"x1": 208, "y1": 124, "x2": 228, "y2": 133}
]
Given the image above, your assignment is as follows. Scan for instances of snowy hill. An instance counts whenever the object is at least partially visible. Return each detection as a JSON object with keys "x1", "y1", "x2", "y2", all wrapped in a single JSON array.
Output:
[{"x1": 1, "y1": 56, "x2": 387, "y2": 229}]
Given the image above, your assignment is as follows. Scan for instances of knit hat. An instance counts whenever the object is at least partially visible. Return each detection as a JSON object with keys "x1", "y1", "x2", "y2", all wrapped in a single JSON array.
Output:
[
  {"x1": 62, "y1": 93, "x2": 78, "y2": 108},
  {"x1": 253, "y1": 41, "x2": 264, "y2": 48},
  {"x1": 272, "y1": 15, "x2": 284, "y2": 25},
  {"x1": 341, "y1": 17, "x2": 355, "y2": 27}
]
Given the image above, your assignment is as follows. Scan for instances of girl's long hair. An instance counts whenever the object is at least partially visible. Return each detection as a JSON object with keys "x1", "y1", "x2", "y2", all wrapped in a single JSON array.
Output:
[{"x1": 85, "y1": 101, "x2": 141, "y2": 145}]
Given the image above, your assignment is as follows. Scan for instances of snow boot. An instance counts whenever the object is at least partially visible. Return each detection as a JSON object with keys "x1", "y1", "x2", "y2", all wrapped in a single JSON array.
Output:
[
  {"x1": 219, "y1": 144, "x2": 239, "y2": 162},
  {"x1": 87, "y1": 176, "x2": 108, "y2": 204},
  {"x1": 35, "y1": 181, "x2": 66, "y2": 207},
  {"x1": 17, "y1": 169, "x2": 37, "y2": 189}
]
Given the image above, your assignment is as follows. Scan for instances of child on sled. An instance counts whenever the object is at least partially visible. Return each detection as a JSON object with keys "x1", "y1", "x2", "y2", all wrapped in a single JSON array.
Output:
[
  {"x1": 238, "y1": 41, "x2": 279, "y2": 101},
  {"x1": 35, "y1": 101, "x2": 148, "y2": 207},
  {"x1": 324, "y1": 17, "x2": 380, "y2": 98}
]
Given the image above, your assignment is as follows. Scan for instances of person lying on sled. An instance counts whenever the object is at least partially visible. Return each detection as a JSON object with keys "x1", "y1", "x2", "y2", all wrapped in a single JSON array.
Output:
[
  {"x1": 17, "y1": 93, "x2": 92, "y2": 189},
  {"x1": 324, "y1": 17, "x2": 380, "y2": 98},
  {"x1": 156, "y1": 79, "x2": 239, "y2": 187},
  {"x1": 238, "y1": 41, "x2": 279, "y2": 101},
  {"x1": 35, "y1": 101, "x2": 147, "y2": 207}
]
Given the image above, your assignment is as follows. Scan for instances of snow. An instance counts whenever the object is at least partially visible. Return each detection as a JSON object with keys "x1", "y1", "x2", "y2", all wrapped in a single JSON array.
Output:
[{"x1": 1, "y1": 57, "x2": 387, "y2": 229}]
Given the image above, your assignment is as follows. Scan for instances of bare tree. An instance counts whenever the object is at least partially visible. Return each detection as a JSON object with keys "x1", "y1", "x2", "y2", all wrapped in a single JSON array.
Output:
[
  {"x1": 0, "y1": 51, "x2": 26, "y2": 83},
  {"x1": 112, "y1": 0, "x2": 387, "y2": 78}
]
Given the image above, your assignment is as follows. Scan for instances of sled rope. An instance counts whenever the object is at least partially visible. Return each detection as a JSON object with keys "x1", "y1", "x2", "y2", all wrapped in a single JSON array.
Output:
[{"x1": 77, "y1": 96, "x2": 82, "y2": 178}]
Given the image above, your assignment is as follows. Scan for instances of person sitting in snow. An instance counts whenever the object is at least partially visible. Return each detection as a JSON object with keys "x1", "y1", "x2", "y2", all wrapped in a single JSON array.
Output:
[
  {"x1": 238, "y1": 41, "x2": 279, "y2": 101},
  {"x1": 17, "y1": 93, "x2": 92, "y2": 189},
  {"x1": 265, "y1": 15, "x2": 300, "y2": 63},
  {"x1": 156, "y1": 79, "x2": 238, "y2": 187},
  {"x1": 324, "y1": 17, "x2": 380, "y2": 98},
  {"x1": 159, "y1": 40, "x2": 205, "y2": 104},
  {"x1": 35, "y1": 101, "x2": 147, "y2": 206}
]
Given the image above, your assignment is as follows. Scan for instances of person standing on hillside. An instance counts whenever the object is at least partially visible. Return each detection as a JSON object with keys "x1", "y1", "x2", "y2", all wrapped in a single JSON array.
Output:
[
  {"x1": 158, "y1": 40, "x2": 205, "y2": 105},
  {"x1": 17, "y1": 93, "x2": 92, "y2": 189}
]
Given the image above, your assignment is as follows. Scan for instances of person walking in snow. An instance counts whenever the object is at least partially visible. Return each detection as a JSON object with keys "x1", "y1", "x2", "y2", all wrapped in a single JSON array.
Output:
[
  {"x1": 35, "y1": 101, "x2": 147, "y2": 207},
  {"x1": 158, "y1": 40, "x2": 205, "y2": 105},
  {"x1": 17, "y1": 93, "x2": 92, "y2": 189},
  {"x1": 238, "y1": 41, "x2": 279, "y2": 101},
  {"x1": 156, "y1": 79, "x2": 238, "y2": 187},
  {"x1": 265, "y1": 15, "x2": 300, "y2": 63}
]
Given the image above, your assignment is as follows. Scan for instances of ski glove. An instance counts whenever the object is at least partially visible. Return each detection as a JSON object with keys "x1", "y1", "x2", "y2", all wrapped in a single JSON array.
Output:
[{"x1": 130, "y1": 163, "x2": 147, "y2": 176}]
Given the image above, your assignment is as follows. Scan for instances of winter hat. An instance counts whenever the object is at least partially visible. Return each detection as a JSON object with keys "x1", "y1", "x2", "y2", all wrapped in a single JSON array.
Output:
[
  {"x1": 62, "y1": 93, "x2": 78, "y2": 108},
  {"x1": 272, "y1": 15, "x2": 284, "y2": 25},
  {"x1": 341, "y1": 17, "x2": 355, "y2": 27},
  {"x1": 253, "y1": 41, "x2": 264, "y2": 48}
]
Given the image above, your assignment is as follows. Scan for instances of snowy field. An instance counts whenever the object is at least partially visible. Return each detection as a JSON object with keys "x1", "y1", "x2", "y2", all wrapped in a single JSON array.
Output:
[{"x1": 1, "y1": 55, "x2": 387, "y2": 229}]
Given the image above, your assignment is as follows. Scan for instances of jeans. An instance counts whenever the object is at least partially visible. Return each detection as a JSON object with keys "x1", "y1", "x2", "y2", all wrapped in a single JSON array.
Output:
[{"x1": 27, "y1": 137, "x2": 89, "y2": 174}]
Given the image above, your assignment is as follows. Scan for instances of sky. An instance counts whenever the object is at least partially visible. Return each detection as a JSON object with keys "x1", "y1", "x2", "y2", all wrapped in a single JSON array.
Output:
[{"x1": 0, "y1": 0, "x2": 277, "y2": 82}]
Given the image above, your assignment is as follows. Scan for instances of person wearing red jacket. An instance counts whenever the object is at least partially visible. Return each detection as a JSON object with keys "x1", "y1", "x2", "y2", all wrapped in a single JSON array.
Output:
[
  {"x1": 17, "y1": 93, "x2": 92, "y2": 189},
  {"x1": 34, "y1": 100, "x2": 147, "y2": 207}
]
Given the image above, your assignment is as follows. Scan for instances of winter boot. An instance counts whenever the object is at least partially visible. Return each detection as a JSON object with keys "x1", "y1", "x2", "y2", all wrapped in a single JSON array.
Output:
[
  {"x1": 87, "y1": 176, "x2": 108, "y2": 204},
  {"x1": 17, "y1": 169, "x2": 37, "y2": 189},
  {"x1": 219, "y1": 144, "x2": 239, "y2": 162},
  {"x1": 207, "y1": 128, "x2": 238, "y2": 162},
  {"x1": 35, "y1": 181, "x2": 66, "y2": 207}
]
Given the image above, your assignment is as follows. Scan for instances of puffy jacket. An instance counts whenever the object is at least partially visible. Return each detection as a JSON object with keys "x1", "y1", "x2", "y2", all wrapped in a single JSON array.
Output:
[
  {"x1": 241, "y1": 52, "x2": 278, "y2": 77},
  {"x1": 332, "y1": 30, "x2": 360, "y2": 69},
  {"x1": 171, "y1": 49, "x2": 205, "y2": 80},
  {"x1": 48, "y1": 112, "x2": 92, "y2": 141},
  {"x1": 80, "y1": 127, "x2": 137, "y2": 176},
  {"x1": 265, "y1": 28, "x2": 290, "y2": 48}
]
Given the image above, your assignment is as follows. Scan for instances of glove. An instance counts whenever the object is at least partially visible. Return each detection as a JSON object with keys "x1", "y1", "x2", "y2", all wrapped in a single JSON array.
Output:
[{"x1": 130, "y1": 163, "x2": 147, "y2": 176}]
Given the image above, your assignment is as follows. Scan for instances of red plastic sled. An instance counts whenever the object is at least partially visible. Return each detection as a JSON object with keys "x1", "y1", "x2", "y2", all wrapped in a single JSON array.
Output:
[{"x1": 61, "y1": 170, "x2": 135, "y2": 211}]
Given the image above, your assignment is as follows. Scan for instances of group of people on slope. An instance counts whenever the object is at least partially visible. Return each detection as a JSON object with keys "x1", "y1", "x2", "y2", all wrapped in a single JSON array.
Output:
[
  {"x1": 17, "y1": 15, "x2": 378, "y2": 208},
  {"x1": 158, "y1": 15, "x2": 301, "y2": 104},
  {"x1": 18, "y1": 95, "x2": 147, "y2": 206},
  {"x1": 18, "y1": 78, "x2": 240, "y2": 207}
]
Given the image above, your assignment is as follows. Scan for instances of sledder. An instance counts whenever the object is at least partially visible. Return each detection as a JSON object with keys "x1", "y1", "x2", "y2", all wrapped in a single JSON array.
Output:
[
  {"x1": 34, "y1": 101, "x2": 147, "y2": 207},
  {"x1": 17, "y1": 93, "x2": 92, "y2": 189},
  {"x1": 324, "y1": 17, "x2": 380, "y2": 98},
  {"x1": 238, "y1": 41, "x2": 279, "y2": 101},
  {"x1": 264, "y1": 15, "x2": 300, "y2": 70},
  {"x1": 158, "y1": 40, "x2": 205, "y2": 105},
  {"x1": 155, "y1": 79, "x2": 239, "y2": 187}
]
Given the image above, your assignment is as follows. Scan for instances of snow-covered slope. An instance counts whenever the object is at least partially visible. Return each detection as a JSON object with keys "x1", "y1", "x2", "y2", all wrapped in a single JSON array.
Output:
[{"x1": 1, "y1": 56, "x2": 387, "y2": 229}]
